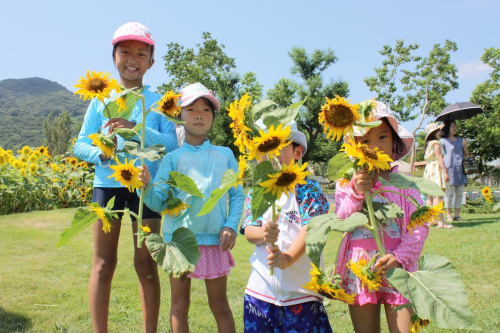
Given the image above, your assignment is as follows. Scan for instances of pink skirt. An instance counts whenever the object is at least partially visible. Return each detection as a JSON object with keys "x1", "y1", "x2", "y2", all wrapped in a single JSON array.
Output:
[{"x1": 188, "y1": 245, "x2": 235, "y2": 280}]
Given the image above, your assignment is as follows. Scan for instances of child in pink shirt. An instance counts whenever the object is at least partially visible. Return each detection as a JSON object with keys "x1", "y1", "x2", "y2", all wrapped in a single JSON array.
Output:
[{"x1": 334, "y1": 103, "x2": 428, "y2": 333}]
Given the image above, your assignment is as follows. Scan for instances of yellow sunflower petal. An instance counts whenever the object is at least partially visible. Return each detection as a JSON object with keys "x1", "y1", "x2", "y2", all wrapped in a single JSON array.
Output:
[
  {"x1": 318, "y1": 96, "x2": 362, "y2": 141},
  {"x1": 247, "y1": 123, "x2": 291, "y2": 161},
  {"x1": 408, "y1": 201, "x2": 445, "y2": 234},
  {"x1": 74, "y1": 70, "x2": 120, "y2": 103},
  {"x1": 260, "y1": 161, "x2": 310, "y2": 198},
  {"x1": 156, "y1": 90, "x2": 182, "y2": 117},
  {"x1": 108, "y1": 158, "x2": 143, "y2": 192},
  {"x1": 341, "y1": 138, "x2": 393, "y2": 172}
]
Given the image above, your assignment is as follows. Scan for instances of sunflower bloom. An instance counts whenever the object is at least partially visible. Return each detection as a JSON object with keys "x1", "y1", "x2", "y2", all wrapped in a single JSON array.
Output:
[
  {"x1": 260, "y1": 161, "x2": 310, "y2": 198},
  {"x1": 28, "y1": 154, "x2": 38, "y2": 163},
  {"x1": 20, "y1": 168, "x2": 27, "y2": 177},
  {"x1": 139, "y1": 225, "x2": 151, "y2": 233},
  {"x1": 74, "y1": 70, "x2": 120, "y2": 103},
  {"x1": 116, "y1": 96, "x2": 127, "y2": 113},
  {"x1": 408, "y1": 201, "x2": 445, "y2": 234},
  {"x1": 28, "y1": 164, "x2": 38, "y2": 174},
  {"x1": 88, "y1": 133, "x2": 115, "y2": 158},
  {"x1": 161, "y1": 197, "x2": 190, "y2": 217},
  {"x1": 302, "y1": 263, "x2": 323, "y2": 292},
  {"x1": 51, "y1": 163, "x2": 60, "y2": 172},
  {"x1": 481, "y1": 186, "x2": 494, "y2": 203},
  {"x1": 248, "y1": 124, "x2": 291, "y2": 161},
  {"x1": 410, "y1": 314, "x2": 431, "y2": 333},
  {"x1": 156, "y1": 90, "x2": 182, "y2": 117},
  {"x1": 235, "y1": 155, "x2": 247, "y2": 187},
  {"x1": 21, "y1": 146, "x2": 32, "y2": 156},
  {"x1": 347, "y1": 259, "x2": 382, "y2": 292},
  {"x1": 69, "y1": 158, "x2": 78, "y2": 166},
  {"x1": 227, "y1": 94, "x2": 253, "y2": 153},
  {"x1": 90, "y1": 205, "x2": 113, "y2": 233},
  {"x1": 0, "y1": 154, "x2": 6, "y2": 165},
  {"x1": 108, "y1": 158, "x2": 143, "y2": 192},
  {"x1": 317, "y1": 283, "x2": 356, "y2": 305},
  {"x1": 80, "y1": 193, "x2": 87, "y2": 200},
  {"x1": 341, "y1": 138, "x2": 393, "y2": 172},
  {"x1": 319, "y1": 96, "x2": 362, "y2": 141}
]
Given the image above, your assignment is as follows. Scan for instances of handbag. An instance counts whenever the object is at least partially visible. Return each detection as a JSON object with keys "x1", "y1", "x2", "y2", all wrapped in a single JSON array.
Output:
[{"x1": 462, "y1": 157, "x2": 479, "y2": 174}]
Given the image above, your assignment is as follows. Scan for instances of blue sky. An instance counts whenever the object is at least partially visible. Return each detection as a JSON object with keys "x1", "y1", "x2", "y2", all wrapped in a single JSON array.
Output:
[{"x1": 2, "y1": 0, "x2": 498, "y2": 133}]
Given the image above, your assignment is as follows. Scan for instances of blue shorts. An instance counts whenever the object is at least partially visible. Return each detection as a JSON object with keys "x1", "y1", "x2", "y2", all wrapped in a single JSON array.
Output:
[
  {"x1": 92, "y1": 187, "x2": 161, "y2": 221},
  {"x1": 243, "y1": 294, "x2": 332, "y2": 333}
]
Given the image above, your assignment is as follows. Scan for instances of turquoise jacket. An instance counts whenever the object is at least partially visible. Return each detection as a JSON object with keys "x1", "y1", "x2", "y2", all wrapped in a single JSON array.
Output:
[{"x1": 143, "y1": 140, "x2": 245, "y2": 245}]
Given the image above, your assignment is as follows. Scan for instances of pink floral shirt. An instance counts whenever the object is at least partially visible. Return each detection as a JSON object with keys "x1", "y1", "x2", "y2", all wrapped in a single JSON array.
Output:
[{"x1": 334, "y1": 167, "x2": 428, "y2": 279}]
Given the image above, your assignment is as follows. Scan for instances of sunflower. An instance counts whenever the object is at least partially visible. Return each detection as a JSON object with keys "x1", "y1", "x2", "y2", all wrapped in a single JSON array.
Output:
[
  {"x1": 341, "y1": 138, "x2": 393, "y2": 172},
  {"x1": 235, "y1": 155, "x2": 247, "y2": 187},
  {"x1": 22, "y1": 162, "x2": 28, "y2": 169},
  {"x1": 339, "y1": 177, "x2": 351, "y2": 188},
  {"x1": 248, "y1": 124, "x2": 291, "y2": 161},
  {"x1": 0, "y1": 154, "x2": 6, "y2": 165},
  {"x1": 347, "y1": 259, "x2": 382, "y2": 292},
  {"x1": 21, "y1": 146, "x2": 32, "y2": 156},
  {"x1": 302, "y1": 263, "x2": 323, "y2": 292},
  {"x1": 51, "y1": 163, "x2": 60, "y2": 172},
  {"x1": 116, "y1": 96, "x2": 127, "y2": 113},
  {"x1": 80, "y1": 192, "x2": 87, "y2": 200},
  {"x1": 5, "y1": 150, "x2": 13, "y2": 157},
  {"x1": 318, "y1": 96, "x2": 362, "y2": 141},
  {"x1": 69, "y1": 158, "x2": 78, "y2": 166},
  {"x1": 61, "y1": 200, "x2": 69, "y2": 208},
  {"x1": 53, "y1": 178, "x2": 61, "y2": 183},
  {"x1": 161, "y1": 197, "x2": 190, "y2": 217},
  {"x1": 72, "y1": 138, "x2": 76, "y2": 145},
  {"x1": 227, "y1": 94, "x2": 253, "y2": 153},
  {"x1": 481, "y1": 186, "x2": 494, "y2": 203},
  {"x1": 74, "y1": 70, "x2": 120, "y2": 103},
  {"x1": 408, "y1": 201, "x2": 445, "y2": 234},
  {"x1": 20, "y1": 168, "x2": 27, "y2": 177},
  {"x1": 318, "y1": 282, "x2": 356, "y2": 305},
  {"x1": 88, "y1": 133, "x2": 115, "y2": 158},
  {"x1": 79, "y1": 186, "x2": 86, "y2": 193},
  {"x1": 108, "y1": 158, "x2": 143, "y2": 192},
  {"x1": 28, "y1": 154, "x2": 38, "y2": 163},
  {"x1": 260, "y1": 161, "x2": 310, "y2": 198},
  {"x1": 90, "y1": 205, "x2": 113, "y2": 233},
  {"x1": 62, "y1": 186, "x2": 67, "y2": 192},
  {"x1": 32, "y1": 150, "x2": 41, "y2": 159},
  {"x1": 21, "y1": 156, "x2": 28, "y2": 163},
  {"x1": 156, "y1": 90, "x2": 182, "y2": 117},
  {"x1": 79, "y1": 161, "x2": 88, "y2": 169},
  {"x1": 28, "y1": 164, "x2": 38, "y2": 174},
  {"x1": 410, "y1": 314, "x2": 430, "y2": 333},
  {"x1": 67, "y1": 179, "x2": 74, "y2": 186},
  {"x1": 139, "y1": 225, "x2": 151, "y2": 233}
]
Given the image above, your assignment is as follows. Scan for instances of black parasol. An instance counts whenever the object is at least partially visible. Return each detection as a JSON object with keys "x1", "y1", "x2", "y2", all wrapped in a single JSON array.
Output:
[{"x1": 435, "y1": 102, "x2": 484, "y2": 122}]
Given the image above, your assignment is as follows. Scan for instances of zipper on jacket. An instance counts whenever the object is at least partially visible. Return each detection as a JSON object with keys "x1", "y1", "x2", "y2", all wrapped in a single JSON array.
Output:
[{"x1": 202, "y1": 149, "x2": 209, "y2": 244}]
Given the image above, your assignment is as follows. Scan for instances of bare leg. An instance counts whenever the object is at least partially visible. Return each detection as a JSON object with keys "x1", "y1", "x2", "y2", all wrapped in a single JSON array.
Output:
[
  {"x1": 348, "y1": 304, "x2": 381, "y2": 333},
  {"x1": 169, "y1": 275, "x2": 191, "y2": 333},
  {"x1": 426, "y1": 195, "x2": 433, "y2": 207},
  {"x1": 446, "y1": 208, "x2": 453, "y2": 221},
  {"x1": 89, "y1": 218, "x2": 122, "y2": 333},
  {"x1": 205, "y1": 276, "x2": 236, "y2": 333},
  {"x1": 385, "y1": 303, "x2": 413, "y2": 333},
  {"x1": 133, "y1": 218, "x2": 161, "y2": 333}
]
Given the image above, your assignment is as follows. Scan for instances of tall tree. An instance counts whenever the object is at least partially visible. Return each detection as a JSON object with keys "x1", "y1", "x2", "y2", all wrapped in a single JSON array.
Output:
[
  {"x1": 460, "y1": 47, "x2": 500, "y2": 175},
  {"x1": 44, "y1": 111, "x2": 73, "y2": 156},
  {"x1": 158, "y1": 32, "x2": 263, "y2": 153},
  {"x1": 282, "y1": 47, "x2": 349, "y2": 163},
  {"x1": 365, "y1": 39, "x2": 459, "y2": 169}
]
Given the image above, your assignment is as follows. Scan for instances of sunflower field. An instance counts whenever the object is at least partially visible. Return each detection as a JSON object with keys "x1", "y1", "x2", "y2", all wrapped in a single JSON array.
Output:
[{"x1": 0, "y1": 143, "x2": 93, "y2": 215}]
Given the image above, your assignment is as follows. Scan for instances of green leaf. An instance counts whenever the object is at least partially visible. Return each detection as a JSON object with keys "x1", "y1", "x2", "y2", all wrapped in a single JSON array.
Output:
[
  {"x1": 492, "y1": 203, "x2": 500, "y2": 212},
  {"x1": 327, "y1": 153, "x2": 350, "y2": 179},
  {"x1": 114, "y1": 128, "x2": 139, "y2": 140},
  {"x1": 386, "y1": 254, "x2": 480, "y2": 330},
  {"x1": 379, "y1": 173, "x2": 445, "y2": 196},
  {"x1": 250, "y1": 99, "x2": 277, "y2": 115},
  {"x1": 165, "y1": 171, "x2": 205, "y2": 198},
  {"x1": 146, "y1": 228, "x2": 200, "y2": 280},
  {"x1": 262, "y1": 115, "x2": 279, "y2": 128},
  {"x1": 107, "y1": 87, "x2": 138, "y2": 102},
  {"x1": 121, "y1": 142, "x2": 165, "y2": 161},
  {"x1": 391, "y1": 303, "x2": 413, "y2": 313},
  {"x1": 151, "y1": 109, "x2": 184, "y2": 124},
  {"x1": 305, "y1": 212, "x2": 368, "y2": 267},
  {"x1": 252, "y1": 161, "x2": 278, "y2": 221},
  {"x1": 260, "y1": 99, "x2": 306, "y2": 129},
  {"x1": 368, "y1": 202, "x2": 404, "y2": 221},
  {"x1": 330, "y1": 160, "x2": 355, "y2": 181},
  {"x1": 197, "y1": 169, "x2": 238, "y2": 216},
  {"x1": 103, "y1": 87, "x2": 143, "y2": 119},
  {"x1": 56, "y1": 208, "x2": 99, "y2": 248},
  {"x1": 106, "y1": 196, "x2": 116, "y2": 209}
]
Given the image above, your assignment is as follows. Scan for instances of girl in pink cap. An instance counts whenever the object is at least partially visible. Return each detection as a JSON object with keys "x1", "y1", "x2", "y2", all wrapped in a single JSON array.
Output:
[
  {"x1": 74, "y1": 22, "x2": 178, "y2": 333},
  {"x1": 333, "y1": 102, "x2": 428, "y2": 333}
]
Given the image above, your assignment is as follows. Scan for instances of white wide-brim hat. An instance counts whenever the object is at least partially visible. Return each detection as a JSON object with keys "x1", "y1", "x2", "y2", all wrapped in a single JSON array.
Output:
[
  {"x1": 255, "y1": 119, "x2": 307, "y2": 157},
  {"x1": 424, "y1": 122, "x2": 444, "y2": 141},
  {"x1": 344, "y1": 102, "x2": 414, "y2": 160}
]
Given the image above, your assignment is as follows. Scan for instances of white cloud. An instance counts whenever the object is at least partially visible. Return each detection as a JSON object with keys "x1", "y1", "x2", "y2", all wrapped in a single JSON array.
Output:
[{"x1": 458, "y1": 59, "x2": 492, "y2": 80}]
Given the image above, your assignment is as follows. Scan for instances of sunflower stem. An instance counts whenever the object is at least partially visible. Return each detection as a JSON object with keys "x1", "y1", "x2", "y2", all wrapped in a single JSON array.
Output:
[
  {"x1": 270, "y1": 202, "x2": 277, "y2": 276},
  {"x1": 136, "y1": 94, "x2": 146, "y2": 249},
  {"x1": 371, "y1": 189, "x2": 420, "y2": 209},
  {"x1": 365, "y1": 191, "x2": 386, "y2": 257},
  {"x1": 330, "y1": 232, "x2": 348, "y2": 284}
]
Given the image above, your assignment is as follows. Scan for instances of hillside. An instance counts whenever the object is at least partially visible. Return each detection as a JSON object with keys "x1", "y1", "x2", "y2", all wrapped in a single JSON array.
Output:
[{"x1": 0, "y1": 77, "x2": 89, "y2": 150}]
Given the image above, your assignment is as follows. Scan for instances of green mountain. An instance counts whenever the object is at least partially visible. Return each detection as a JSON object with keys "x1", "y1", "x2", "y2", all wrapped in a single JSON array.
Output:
[{"x1": 0, "y1": 77, "x2": 89, "y2": 150}]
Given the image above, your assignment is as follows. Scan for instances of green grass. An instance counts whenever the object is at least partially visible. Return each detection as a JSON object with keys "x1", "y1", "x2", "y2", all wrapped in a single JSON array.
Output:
[{"x1": 1, "y1": 209, "x2": 499, "y2": 332}]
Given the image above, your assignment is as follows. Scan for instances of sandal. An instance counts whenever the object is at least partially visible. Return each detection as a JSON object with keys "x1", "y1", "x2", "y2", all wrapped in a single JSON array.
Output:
[
  {"x1": 453, "y1": 216, "x2": 463, "y2": 221},
  {"x1": 437, "y1": 222, "x2": 455, "y2": 229}
]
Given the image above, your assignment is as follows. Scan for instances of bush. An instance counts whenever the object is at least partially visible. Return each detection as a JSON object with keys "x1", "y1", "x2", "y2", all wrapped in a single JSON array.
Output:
[{"x1": 462, "y1": 197, "x2": 497, "y2": 214}]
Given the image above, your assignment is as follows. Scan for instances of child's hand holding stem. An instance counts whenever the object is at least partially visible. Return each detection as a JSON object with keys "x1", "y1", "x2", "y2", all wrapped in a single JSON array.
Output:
[
  {"x1": 137, "y1": 164, "x2": 151, "y2": 188},
  {"x1": 375, "y1": 253, "x2": 402, "y2": 275}
]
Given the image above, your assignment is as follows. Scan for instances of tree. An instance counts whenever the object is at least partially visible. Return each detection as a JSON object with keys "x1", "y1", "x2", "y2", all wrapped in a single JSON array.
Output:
[
  {"x1": 44, "y1": 111, "x2": 73, "y2": 156},
  {"x1": 460, "y1": 47, "x2": 500, "y2": 175},
  {"x1": 365, "y1": 39, "x2": 459, "y2": 169},
  {"x1": 272, "y1": 47, "x2": 350, "y2": 164},
  {"x1": 158, "y1": 32, "x2": 263, "y2": 154}
]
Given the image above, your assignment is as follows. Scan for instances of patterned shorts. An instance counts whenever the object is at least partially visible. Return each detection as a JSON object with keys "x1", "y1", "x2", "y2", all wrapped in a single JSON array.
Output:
[{"x1": 243, "y1": 294, "x2": 332, "y2": 333}]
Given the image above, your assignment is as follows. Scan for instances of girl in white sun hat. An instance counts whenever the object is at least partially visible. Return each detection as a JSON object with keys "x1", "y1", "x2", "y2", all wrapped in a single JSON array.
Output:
[
  {"x1": 74, "y1": 22, "x2": 178, "y2": 333},
  {"x1": 334, "y1": 102, "x2": 428, "y2": 333}
]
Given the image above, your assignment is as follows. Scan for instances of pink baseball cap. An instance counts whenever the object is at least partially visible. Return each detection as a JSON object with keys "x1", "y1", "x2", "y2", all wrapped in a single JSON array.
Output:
[
  {"x1": 111, "y1": 22, "x2": 155, "y2": 46},
  {"x1": 180, "y1": 83, "x2": 220, "y2": 111}
]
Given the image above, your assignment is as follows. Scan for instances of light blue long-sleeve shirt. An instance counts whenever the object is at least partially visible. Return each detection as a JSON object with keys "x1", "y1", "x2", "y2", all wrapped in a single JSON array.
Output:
[
  {"x1": 74, "y1": 86, "x2": 178, "y2": 187},
  {"x1": 143, "y1": 140, "x2": 245, "y2": 245}
]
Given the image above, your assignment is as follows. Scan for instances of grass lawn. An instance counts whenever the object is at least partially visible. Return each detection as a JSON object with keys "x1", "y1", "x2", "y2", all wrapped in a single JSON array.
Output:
[{"x1": 1, "y1": 209, "x2": 499, "y2": 332}]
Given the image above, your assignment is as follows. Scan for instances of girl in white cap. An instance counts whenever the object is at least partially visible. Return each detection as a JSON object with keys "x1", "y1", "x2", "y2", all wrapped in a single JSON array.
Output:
[
  {"x1": 139, "y1": 83, "x2": 245, "y2": 333},
  {"x1": 74, "y1": 22, "x2": 177, "y2": 333},
  {"x1": 423, "y1": 123, "x2": 452, "y2": 228},
  {"x1": 334, "y1": 102, "x2": 428, "y2": 333}
]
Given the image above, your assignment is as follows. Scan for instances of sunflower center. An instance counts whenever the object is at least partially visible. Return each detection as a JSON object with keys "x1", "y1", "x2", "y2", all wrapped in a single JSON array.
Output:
[
  {"x1": 275, "y1": 171, "x2": 297, "y2": 187},
  {"x1": 326, "y1": 105, "x2": 355, "y2": 127},
  {"x1": 86, "y1": 78, "x2": 107, "y2": 93},
  {"x1": 258, "y1": 137, "x2": 281, "y2": 153},
  {"x1": 359, "y1": 147, "x2": 378, "y2": 161},
  {"x1": 120, "y1": 169, "x2": 133, "y2": 181},
  {"x1": 161, "y1": 98, "x2": 175, "y2": 111}
]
